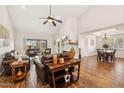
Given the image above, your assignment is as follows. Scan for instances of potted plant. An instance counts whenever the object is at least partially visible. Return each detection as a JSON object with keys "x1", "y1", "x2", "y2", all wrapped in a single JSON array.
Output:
[{"x1": 103, "y1": 44, "x2": 109, "y2": 49}]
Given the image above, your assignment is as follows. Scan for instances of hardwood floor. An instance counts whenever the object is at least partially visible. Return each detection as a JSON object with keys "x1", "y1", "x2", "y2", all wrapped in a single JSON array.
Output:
[{"x1": 1, "y1": 56, "x2": 124, "y2": 88}]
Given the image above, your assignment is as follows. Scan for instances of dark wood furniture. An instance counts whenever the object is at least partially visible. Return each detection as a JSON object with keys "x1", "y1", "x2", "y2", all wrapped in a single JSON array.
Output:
[
  {"x1": 97, "y1": 49, "x2": 116, "y2": 62},
  {"x1": 97, "y1": 49, "x2": 106, "y2": 62},
  {"x1": 45, "y1": 59, "x2": 81, "y2": 88},
  {"x1": 10, "y1": 60, "x2": 28, "y2": 83},
  {"x1": 106, "y1": 49, "x2": 116, "y2": 62}
]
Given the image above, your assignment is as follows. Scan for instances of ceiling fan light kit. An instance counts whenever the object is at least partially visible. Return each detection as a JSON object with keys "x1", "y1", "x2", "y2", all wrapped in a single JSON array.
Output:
[
  {"x1": 48, "y1": 19, "x2": 53, "y2": 22},
  {"x1": 40, "y1": 5, "x2": 62, "y2": 26}
]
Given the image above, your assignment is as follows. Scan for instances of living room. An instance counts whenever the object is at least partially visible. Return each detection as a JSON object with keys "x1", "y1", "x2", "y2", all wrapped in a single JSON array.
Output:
[
  {"x1": 1, "y1": 2, "x2": 124, "y2": 90},
  {"x1": 0, "y1": 5, "x2": 86, "y2": 88}
]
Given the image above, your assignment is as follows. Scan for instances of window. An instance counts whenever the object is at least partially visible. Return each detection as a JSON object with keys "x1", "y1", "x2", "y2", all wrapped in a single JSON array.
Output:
[
  {"x1": 24, "y1": 39, "x2": 47, "y2": 52},
  {"x1": 114, "y1": 37, "x2": 124, "y2": 49}
]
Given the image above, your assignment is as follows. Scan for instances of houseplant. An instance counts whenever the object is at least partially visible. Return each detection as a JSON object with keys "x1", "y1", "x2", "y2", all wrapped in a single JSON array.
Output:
[{"x1": 103, "y1": 43, "x2": 109, "y2": 49}]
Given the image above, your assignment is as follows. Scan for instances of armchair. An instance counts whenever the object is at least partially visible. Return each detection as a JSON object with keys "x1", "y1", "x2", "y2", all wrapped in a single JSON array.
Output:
[
  {"x1": 34, "y1": 51, "x2": 71, "y2": 83},
  {"x1": 2, "y1": 50, "x2": 30, "y2": 75}
]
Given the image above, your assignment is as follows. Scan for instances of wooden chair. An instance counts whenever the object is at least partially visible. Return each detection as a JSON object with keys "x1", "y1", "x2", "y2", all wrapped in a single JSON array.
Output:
[
  {"x1": 106, "y1": 49, "x2": 116, "y2": 63},
  {"x1": 97, "y1": 49, "x2": 106, "y2": 62}
]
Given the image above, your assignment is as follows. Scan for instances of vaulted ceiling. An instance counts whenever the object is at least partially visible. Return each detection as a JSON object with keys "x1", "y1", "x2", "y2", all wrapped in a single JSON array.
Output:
[{"x1": 7, "y1": 5, "x2": 89, "y2": 34}]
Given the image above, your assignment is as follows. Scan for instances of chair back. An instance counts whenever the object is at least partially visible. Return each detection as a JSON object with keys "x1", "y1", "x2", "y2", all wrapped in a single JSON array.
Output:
[
  {"x1": 97, "y1": 49, "x2": 104, "y2": 55},
  {"x1": 113, "y1": 49, "x2": 116, "y2": 55}
]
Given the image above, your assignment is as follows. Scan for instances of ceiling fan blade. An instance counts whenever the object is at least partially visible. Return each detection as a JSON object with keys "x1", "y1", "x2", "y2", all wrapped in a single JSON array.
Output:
[
  {"x1": 52, "y1": 21, "x2": 56, "y2": 26},
  {"x1": 43, "y1": 20, "x2": 48, "y2": 24},
  {"x1": 54, "y1": 19, "x2": 62, "y2": 23}
]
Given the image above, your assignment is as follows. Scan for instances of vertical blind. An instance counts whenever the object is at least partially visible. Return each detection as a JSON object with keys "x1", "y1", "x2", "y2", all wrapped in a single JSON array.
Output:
[{"x1": 0, "y1": 24, "x2": 9, "y2": 39}]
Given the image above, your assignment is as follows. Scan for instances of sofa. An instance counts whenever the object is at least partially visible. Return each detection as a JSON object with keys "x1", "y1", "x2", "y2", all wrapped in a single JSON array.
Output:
[
  {"x1": 26, "y1": 49, "x2": 38, "y2": 57},
  {"x1": 2, "y1": 50, "x2": 30, "y2": 76},
  {"x1": 34, "y1": 51, "x2": 71, "y2": 84}
]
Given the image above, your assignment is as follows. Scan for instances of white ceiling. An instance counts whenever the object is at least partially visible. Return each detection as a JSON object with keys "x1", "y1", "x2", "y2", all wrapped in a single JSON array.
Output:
[{"x1": 7, "y1": 5, "x2": 89, "y2": 34}]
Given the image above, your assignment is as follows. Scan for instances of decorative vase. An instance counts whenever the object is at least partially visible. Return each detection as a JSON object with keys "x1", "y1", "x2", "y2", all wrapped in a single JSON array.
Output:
[
  {"x1": 64, "y1": 74, "x2": 71, "y2": 83},
  {"x1": 60, "y1": 58, "x2": 64, "y2": 64},
  {"x1": 53, "y1": 54, "x2": 57, "y2": 65},
  {"x1": 103, "y1": 44, "x2": 109, "y2": 49},
  {"x1": 69, "y1": 47, "x2": 75, "y2": 60}
]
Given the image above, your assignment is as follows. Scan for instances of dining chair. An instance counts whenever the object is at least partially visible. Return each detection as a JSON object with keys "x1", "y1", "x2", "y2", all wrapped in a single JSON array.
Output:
[
  {"x1": 113, "y1": 49, "x2": 116, "y2": 61},
  {"x1": 106, "y1": 49, "x2": 116, "y2": 63},
  {"x1": 97, "y1": 49, "x2": 106, "y2": 62}
]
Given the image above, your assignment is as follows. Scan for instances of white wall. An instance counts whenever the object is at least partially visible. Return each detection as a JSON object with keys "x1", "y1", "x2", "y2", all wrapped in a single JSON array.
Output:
[
  {"x1": 79, "y1": 34, "x2": 97, "y2": 57},
  {"x1": 111, "y1": 34, "x2": 124, "y2": 58},
  {"x1": 14, "y1": 31, "x2": 54, "y2": 53},
  {"x1": 58, "y1": 17, "x2": 79, "y2": 58},
  {"x1": 87, "y1": 36, "x2": 97, "y2": 56},
  {"x1": 79, "y1": 6, "x2": 124, "y2": 33},
  {"x1": 60, "y1": 18, "x2": 78, "y2": 41},
  {"x1": 78, "y1": 35, "x2": 87, "y2": 57},
  {"x1": 0, "y1": 6, "x2": 14, "y2": 71}
]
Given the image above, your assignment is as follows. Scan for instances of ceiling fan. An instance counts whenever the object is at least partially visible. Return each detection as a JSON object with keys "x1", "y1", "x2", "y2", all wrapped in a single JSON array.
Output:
[{"x1": 40, "y1": 5, "x2": 62, "y2": 26}]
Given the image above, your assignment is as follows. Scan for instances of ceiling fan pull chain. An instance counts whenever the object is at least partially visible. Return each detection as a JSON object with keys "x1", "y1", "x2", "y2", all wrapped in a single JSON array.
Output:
[{"x1": 50, "y1": 5, "x2": 51, "y2": 16}]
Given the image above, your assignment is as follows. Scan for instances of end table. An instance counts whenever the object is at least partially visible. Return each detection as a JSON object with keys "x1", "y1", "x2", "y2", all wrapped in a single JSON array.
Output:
[{"x1": 10, "y1": 60, "x2": 28, "y2": 83}]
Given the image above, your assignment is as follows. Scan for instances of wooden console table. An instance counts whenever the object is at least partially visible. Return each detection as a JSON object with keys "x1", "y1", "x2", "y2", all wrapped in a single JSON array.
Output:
[
  {"x1": 10, "y1": 60, "x2": 28, "y2": 83},
  {"x1": 46, "y1": 59, "x2": 81, "y2": 88}
]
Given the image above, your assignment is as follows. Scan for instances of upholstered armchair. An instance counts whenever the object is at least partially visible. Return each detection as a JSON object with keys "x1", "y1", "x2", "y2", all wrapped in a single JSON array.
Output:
[
  {"x1": 2, "y1": 50, "x2": 30, "y2": 75},
  {"x1": 34, "y1": 59, "x2": 46, "y2": 83},
  {"x1": 34, "y1": 51, "x2": 71, "y2": 83}
]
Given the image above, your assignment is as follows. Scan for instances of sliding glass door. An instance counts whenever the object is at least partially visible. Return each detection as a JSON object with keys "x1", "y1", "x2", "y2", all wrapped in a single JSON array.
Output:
[{"x1": 24, "y1": 39, "x2": 47, "y2": 53}]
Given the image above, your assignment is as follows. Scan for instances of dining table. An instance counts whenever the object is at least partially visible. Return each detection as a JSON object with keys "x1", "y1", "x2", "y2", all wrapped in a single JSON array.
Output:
[{"x1": 97, "y1": 49, "x2": 116, "y2": 62}]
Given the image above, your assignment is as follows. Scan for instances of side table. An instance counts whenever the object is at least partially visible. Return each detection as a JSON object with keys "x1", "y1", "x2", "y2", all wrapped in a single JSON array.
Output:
[{"x1": 10, "y1": 60, "x2": 28, "y2": 83}]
